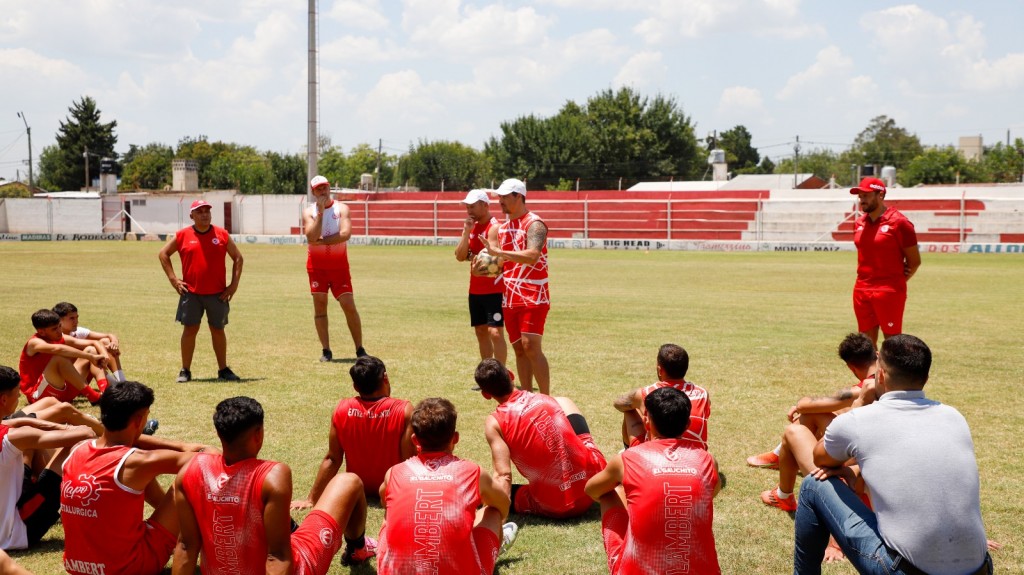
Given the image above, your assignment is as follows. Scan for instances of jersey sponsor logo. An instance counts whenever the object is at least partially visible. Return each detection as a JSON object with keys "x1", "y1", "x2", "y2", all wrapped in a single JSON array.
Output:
[
  {"x1": 63, "y1": 474, "x2": 102, "y2": 507},
  {"x1": 409, "y1": 474, "x2": 453, "y2": 482},
  {"x1": 64, "y1": 558, "x2": 107, "y2": 574},
  {"x1": 558, "y1": 470, "x2": 588, "y2": 492},
  {"x1": 215, "y1": 472, "x2": 231, "y2": 490},
  {"x1": 413, "y1": 488, "x2": 443, "y2": 570},
  {"x1": 664, "y1": 483, "x2": 697, "y2": 570},
  {"x1": 652, "y1": 467, "x2": 699, "y2": 476},
  {"x1": 347, "y1": 407, "x2": 392, "y2": 418}
]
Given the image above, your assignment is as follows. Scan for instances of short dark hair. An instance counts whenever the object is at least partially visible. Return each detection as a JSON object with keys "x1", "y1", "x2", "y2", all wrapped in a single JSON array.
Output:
[
  {"x1": 213, "y1": 396, "x2": 264, "y2": 445},
  {"x1": 474, "y1": 359, "x2": 514, "y2": 396},
  {"x1": 644, "y1": 387, "x2": 692, "y2": 439},
  {"x1": 53, "y1": 302, "x2": 78, "y2": 317},
  {"x1": 349, "y1": 356, "x2": 386, "y2": 396},
  {"x1": 658, "y1": 344, "x2": 689, "y2": 380},
  {"x1": 838, "y1": 332, "x2": 876, "y2": 369},
  {"x1": 0, "y1": 366, "x2": 19, "y2": 393},
  {"x1": 879, "y1": 334, "x2": 931, "y2": 388},
  {"x1": 31, "y1": 309, "x2": 60, "y2": 329},
  {"x1": 99, "y1": 381, "x2": 155, "y2": 431},
  {"x1": 411, "y1": 398, "x2": 457, "y2": 452}
]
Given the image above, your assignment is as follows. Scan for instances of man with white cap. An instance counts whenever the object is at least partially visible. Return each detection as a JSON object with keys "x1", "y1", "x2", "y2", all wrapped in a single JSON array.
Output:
[
  {"x1": 454, "y1": 189, "x2": 507, "y2": 367},
  {"x1": 485, "y1": 178, "x2": 551, "y2": 395},
  {"x1": 849, "y1": 177, "x2": 921, "y2": 345},
  {"x1": 303, "y1": 175, "x2": 366, "y2": 362},
  {"x1": 158, "y1": 199, "x2": 244, "y2": 382}
]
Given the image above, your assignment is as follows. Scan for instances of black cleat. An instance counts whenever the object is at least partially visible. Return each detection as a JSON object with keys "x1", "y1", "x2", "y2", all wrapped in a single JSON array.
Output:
[
  {"x1": 218, "y1": 367, "x2": 241, "y2": 382},
  {"x1": 142, "y1": 419, "x2": 159, "y2": 436},
  {"x1": 176, "y1": 369, "x2": 192, "y2": 383},
  {"x1": 320, "y1": 348, "x2": 333, "y2": 362},
  {"x1": 355, "y1": 346, "x2": 367, "y2": 358}
]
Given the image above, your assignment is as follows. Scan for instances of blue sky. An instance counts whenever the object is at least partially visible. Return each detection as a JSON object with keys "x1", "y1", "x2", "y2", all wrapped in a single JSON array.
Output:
[{"x1": 2, "y1": 1, "x2": 1022, "y2": 183}]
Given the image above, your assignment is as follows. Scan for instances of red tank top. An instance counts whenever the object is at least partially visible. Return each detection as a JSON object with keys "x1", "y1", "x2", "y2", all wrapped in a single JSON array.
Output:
[
  {"x1": 175, "y1": 225, "x2": 230, "y2": 295},
  {"x1": 61, "y1": 442, "x2": 146, "y2": 575},
  {"x1": 498, "y1": 212, "x2": 549, "y2": 308},
  {"x1": 468, "y1": 217, "x2": 504, "y2": 295},
  {"x1": 639, "y1": 381, "x2": 711, "y2": 448},
  {"x1": 378, "y1": 452, "x2": 491, "y2": 574},
  {"x1": 180, "y1": 452, "x2": 278, "y2": 574},
  {"x1": 491, "y1": 390, "x2": 594, "y2": 513},
  {"x1": 306, "y1": 202, "x2": 350, "y2": 271},
  {"x1": 19, "y1": 334, "x2": 60, "y2": 397},
  {"x1": 331, "y1": 396, "x2": 410, "y2": 494},
  {"x1": 619, "y1": 438, "x2": 721, "y2": 575}
]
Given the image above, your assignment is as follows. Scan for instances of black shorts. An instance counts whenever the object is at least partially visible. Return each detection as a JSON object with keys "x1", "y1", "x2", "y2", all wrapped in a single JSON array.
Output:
[
  {"x1": 566, "y1": 413, "x2": 591, "y2": 435},
  {"x1": 19, "y1": 467, "x2": 62, "y2": 545},
  {"x1": 176, "y1": 292, "x2": 230, "y2": 328},
  {"x1": 469, "y1": 293, "x2": 504, "y2": 327}
]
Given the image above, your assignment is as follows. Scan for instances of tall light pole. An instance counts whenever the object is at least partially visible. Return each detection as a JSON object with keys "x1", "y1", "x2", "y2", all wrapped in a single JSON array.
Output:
[
  {"x1": 307, "y1": 0, "x2": 319, "y2": 192},
  {"x1": 16, "y1": 112, "x2": 32, "y2": 191}
]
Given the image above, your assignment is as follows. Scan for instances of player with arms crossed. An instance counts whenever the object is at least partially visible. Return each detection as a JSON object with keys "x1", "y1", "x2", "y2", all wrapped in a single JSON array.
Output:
[
  {"x1": 54, "y1": 302, "x2": 126, "y2": 384},
  {"x1": 454, "y1": 189, "x2": 508, "y2": 367},
  {"x1": 173, "y1": 396, "x2": 376, "y2": 575},
  {"x1": 19, "y1": 309, "x2": 106, "y2": 405},
  {"x1": 303, "y1": 175, "x2": 366, "y2": 362}
]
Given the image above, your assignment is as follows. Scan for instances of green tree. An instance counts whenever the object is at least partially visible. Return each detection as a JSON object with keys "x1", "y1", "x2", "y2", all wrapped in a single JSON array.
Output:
[
  {"x1": 317, "y1": 145, "x2": 349, "y2": 187},
  {"x1": 396, "y1": 140, "x2": 489, "y2": 191},
  {"x1": 343, "y1": 143, "x2": 396, "y2": 189},
  {"x1": 264, "y1": 151, "x2": 306, "y2": 194},
  {"x1": 119, "y1": 143, "x2": 174, "y2": 190},
  {"x1": 774, "y1": 149, "x2": 849, "y2": 184},
  {"x1": 849, "y1": 115, "x2": 923, "y2": 169},
  {"x1": 485, "y1": 107, "x2": 589, "y2": 188},
  {"x1": 37, "y1": 96, "x2": 118, "y2": 191},
  {"x1": 901, "y1": 147, "x2": 984, "y2": 186},
  {"x1": 980, "y1": 139, "x2": 1024, "y2": 183},
  {"x1": 717, "y1": 125, "x2": 760, "y2": 173}
]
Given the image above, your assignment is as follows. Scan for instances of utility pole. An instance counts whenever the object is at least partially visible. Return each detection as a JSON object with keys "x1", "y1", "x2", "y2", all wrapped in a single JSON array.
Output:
[
  {"x1": 306, "y1": 0, "x2": 319, "y2": 193},
  {"x1": 375, "y1": 138, "x2": 382, "y2": 192},
  {"x1": 793, "y1": 135, "x2": 801, "y2": 188},
  {"x1": 16, "y1": 112, "x2": 32, "y2": 190},
  {"x1": 84, "y1": 146, "x2": 90, "y2": 191}
]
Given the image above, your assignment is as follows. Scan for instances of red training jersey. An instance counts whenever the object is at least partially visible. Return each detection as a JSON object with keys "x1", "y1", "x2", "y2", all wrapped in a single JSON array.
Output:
[
  {"x1": 18, "y1": 334, "x2": 61, "y2": 397},
  {"x1": 306, "y1": 201, "x2": 350, "y2": 272},
  {"x1": 498, "y1": 212, "x2": 549, "y2": 308},
  {"x1": 61, "y1": 442, "x2": 146, "y2": 575},
  {"x1": 331, "y1": 396, "x2": 410, "y2": 494},
  {"x1": 853, "y1": 207, "x2": 917, "y2": 293},
  {"x1": 378, "y1": 452, "x2": 493, "y2": 575},
  {"x1": 618, "y1": 438, "x2": 720, "y2": 575},
  {"x1": 491, "y1": 390, "x2": 603, "y2": 514},
  {"x1": 638, "y1": 381, "x2": 711, "y2": 449},
  {"x1": 468, "y1": 217, "x2": 504, "y2": 295},
  {"x1": 175, "y1": 225, "x2": 231, "y2": 295},
  {"x1": 179, "y1": 452, "x2": 278, "y2": 575}
]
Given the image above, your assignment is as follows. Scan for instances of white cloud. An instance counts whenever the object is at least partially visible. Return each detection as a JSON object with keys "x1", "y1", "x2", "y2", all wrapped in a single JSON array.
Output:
[
  {"x1": 613, "y1": 51, "x2": 667, "y2": 90},
  {"x1": 777, "y1": 45, "x2": 855, "y2": 101},
  {"x1": 562, "y1": 29, "x2": 625, "y2": 65},
  {"x1": 358, "y1": 70, "x2": 444, "y2": 126},
  {"x1": 325, "y1": 0, "x2": 390, "y2": 31},
  {"x1": 718, "y1": 86, "x2": 763, "y2": 113},
  {"x1": 400, "y1": 0, "x2": 552, "y2": 56},
  {"x1": 632, "y1": 0, "x2": 820, "y2": 44}
]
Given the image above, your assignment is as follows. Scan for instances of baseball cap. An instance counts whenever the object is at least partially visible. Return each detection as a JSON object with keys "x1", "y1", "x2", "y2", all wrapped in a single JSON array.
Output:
[
  {"x1": 189, "y1": 200, "x2": 212, "y2": 212},
  {"x1": 310, "y1": 175, "x2": 330, "y2": 189},
  {"x1": 495, "y1": 178, "x2": 527, "y2": 197},
  {"x1": 850, "y1": 177, "x2": 886, "y2": 195},
  {"x1": 462, "y1": 189, "x2": 491, "y2": 204}
]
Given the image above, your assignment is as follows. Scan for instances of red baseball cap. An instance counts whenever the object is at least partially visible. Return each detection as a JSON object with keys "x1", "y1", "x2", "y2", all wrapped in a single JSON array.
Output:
[
  {"x1": 850, "y1": 177, "x2": 886, "y2": 195},
  {"x1": 189, "y1": 199, "x2": 212, "y2": 212}
]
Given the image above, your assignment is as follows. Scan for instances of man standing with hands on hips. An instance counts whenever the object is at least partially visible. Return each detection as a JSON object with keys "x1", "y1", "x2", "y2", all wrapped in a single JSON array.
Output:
[
  {"x1": 486, "y1": 178, "x2": 551, "y2": 395},
  {"x1": 158, "y1": 200, "x2": 244, "y2": 382},
  {"x1": 303, "y1": 175, "x2": 366, "y2": 362},
  {"x1": 850, "y1": 177, "x2": 920, "y2": 346}
]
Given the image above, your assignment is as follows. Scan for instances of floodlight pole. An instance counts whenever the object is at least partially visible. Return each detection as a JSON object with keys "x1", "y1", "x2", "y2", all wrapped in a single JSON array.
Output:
[
  {"x1": 16, "y1": 112, "x2": 32, "y2": 190},
  {"x1": 307, "y1": 0, "x2": 319, "y2": 197}
]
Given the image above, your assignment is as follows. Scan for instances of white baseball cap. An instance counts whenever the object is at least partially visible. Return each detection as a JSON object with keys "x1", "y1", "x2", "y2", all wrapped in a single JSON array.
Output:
[
  {"x1": 462, "y1": 189, "x2": 491, "y2": 204},
  {"x1": 495, "y1": 178, "x2": 527, "y2": 197},
  {"x1": 310, "y1": 175, "x2": 330, "y2": 189}
]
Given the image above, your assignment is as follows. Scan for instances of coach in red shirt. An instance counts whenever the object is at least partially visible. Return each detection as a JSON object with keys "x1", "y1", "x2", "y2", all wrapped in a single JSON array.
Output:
[
  {"x1": 850, "y1": 177, "x2": 921, "y2": 345},
  {"x1": 158, "y1": 200, "x2": 244, "y2": 382}
]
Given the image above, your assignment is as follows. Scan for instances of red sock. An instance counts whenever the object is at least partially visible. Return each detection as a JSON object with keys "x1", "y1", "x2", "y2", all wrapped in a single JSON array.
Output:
[
  {"x1": 96, "y1": 378, "x2": 109, "y2": 393},
  {"x1": 83, "y1": 386, "x2": 102, "y2": 404}
]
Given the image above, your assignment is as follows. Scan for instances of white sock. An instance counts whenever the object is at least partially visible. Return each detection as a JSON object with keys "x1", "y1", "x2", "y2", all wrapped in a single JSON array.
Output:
[
  {"x1": 114, "y1": 369, "x2": 125, "y2": 382},
  {"x1": 777, "y1": 488, "x2": 792, "y2": 499},
  {"x1": 773, "y1": 443, "x2": 782, "y2": 456}
]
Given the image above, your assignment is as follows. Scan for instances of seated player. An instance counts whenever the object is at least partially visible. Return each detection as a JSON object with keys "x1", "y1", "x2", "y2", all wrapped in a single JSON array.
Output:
[
  {"x1": 377, "y1": 397, "x2": 517, "y2": 573},
  {"x1": 747, "y1": 333, "x2": 877, "y2": 471},
  {"x1": 61, "y1": 381, "x2": 208, "y2": 575},
  {"x1": 292, "y1": 356, "x2": 414, "y2": 505},
  {"x1": 19, "y1": 309, "x2": 109, "y2": 405},
  {"x1": 0, "y1": 366, "x2": 97, "y2": 551},
  {"x1": 476, "y1": 358, "x2": 606, "y2": 519},
  {"x1": 54, "y1": 302, "x2": 125, "y2": 383},
  {"x1": 613, "y1": 343, "x2": 709, "y2": 448},
  {"x1": 173, "y1": 396, "x2": 376, "y2": 574},
  {"x1": 586, "y1": 387, "x2": 722, "y2": 574}
]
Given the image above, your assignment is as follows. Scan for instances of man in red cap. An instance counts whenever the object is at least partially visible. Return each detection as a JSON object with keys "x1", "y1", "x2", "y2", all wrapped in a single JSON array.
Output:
[
  {"x1": 158, "y1": 199, "x2": 244, "y2": 382},
  {"x1": 849, "y1": 177, "x2": 920, "y2": 345}
]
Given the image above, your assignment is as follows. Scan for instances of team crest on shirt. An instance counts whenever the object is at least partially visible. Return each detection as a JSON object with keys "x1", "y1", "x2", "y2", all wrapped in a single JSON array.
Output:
[
  {"x1": 212, "y1": 237, "x2": 221, "y2": 245},
  {"x1": 319, "y1": 527, "x2": 334, "y2": 547},
  {"x1": 663, "y1": 445, "x2": 681, "y2": 462},
  {"x1": 62, "y1": 474, "x2": 102, "y2": 507},
  {"x1": 425, "y1": 458, "x2": 442, "y2": 472},
  {"x1": 881, "y1": 225, "x2": 890, "y2": 233}
]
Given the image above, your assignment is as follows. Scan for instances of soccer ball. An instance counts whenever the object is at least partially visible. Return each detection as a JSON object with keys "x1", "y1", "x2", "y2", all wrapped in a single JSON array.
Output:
[{"x1": 472, "y1": 250, "x2": 502, "y2": 278}]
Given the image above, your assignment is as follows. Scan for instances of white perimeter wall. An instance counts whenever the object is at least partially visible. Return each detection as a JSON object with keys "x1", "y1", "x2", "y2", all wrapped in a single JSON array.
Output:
[{"x1": 1, "y1": 198, "x2": 101, "y2": 234}]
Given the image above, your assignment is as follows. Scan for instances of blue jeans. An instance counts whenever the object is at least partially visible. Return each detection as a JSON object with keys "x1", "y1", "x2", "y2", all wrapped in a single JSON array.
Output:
[{"x1": 793, "y1": 477, "x2": 992, "y2": 575}]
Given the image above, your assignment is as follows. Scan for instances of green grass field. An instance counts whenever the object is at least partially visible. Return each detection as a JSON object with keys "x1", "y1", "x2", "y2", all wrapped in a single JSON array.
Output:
[{"x1": 2, "y1": 242, "x2": 1021, "y2": 574}]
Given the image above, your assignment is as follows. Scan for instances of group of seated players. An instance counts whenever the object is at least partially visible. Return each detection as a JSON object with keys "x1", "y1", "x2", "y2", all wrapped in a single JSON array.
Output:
[{"x1": 2, "y1": 310, "x2": 995, "y2": 574}]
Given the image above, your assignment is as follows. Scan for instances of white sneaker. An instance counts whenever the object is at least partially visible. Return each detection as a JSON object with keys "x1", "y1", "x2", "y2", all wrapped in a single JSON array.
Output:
[{"x1": 499, "y1": 522, "x2": 519, "y2": 555}]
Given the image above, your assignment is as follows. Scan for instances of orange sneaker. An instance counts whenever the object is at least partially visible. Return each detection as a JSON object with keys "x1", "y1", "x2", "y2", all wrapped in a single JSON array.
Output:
[
  {"x1": 761, "y1": 487, "x2": 797, "y2": 512},
  {"x1": 746, "y1": 451, "x2": 780, "y2": 469}
]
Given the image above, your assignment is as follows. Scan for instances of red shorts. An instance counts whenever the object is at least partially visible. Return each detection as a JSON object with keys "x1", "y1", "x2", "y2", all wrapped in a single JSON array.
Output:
[
  {"x1": 601, "y1": 505, "x2": 630, "y2": 575},
  {"x1": 513, "y1": 433, "x2": 605, "y2": 519},
  {"x1": 853, "y1": 289, "x2": 906, "y2": 336},
  {"x1": 291, "y1": 510, "x2": 343, "y2": 575},
  {"x1": 308, "y1": 267, "x2": 353, "y2": 299},
  {"x1": 376, "y1": 520, "x2": 499, "y2": 573},
  {"x1": 122, "y1": 517, "x2": 178, "y2": 575},
  {"x1": 28, "y1": 375, "x2": 81, "y2": 404},
  {"x1": 503, "y1": 304, "x2": 549, "y2": 344}
]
